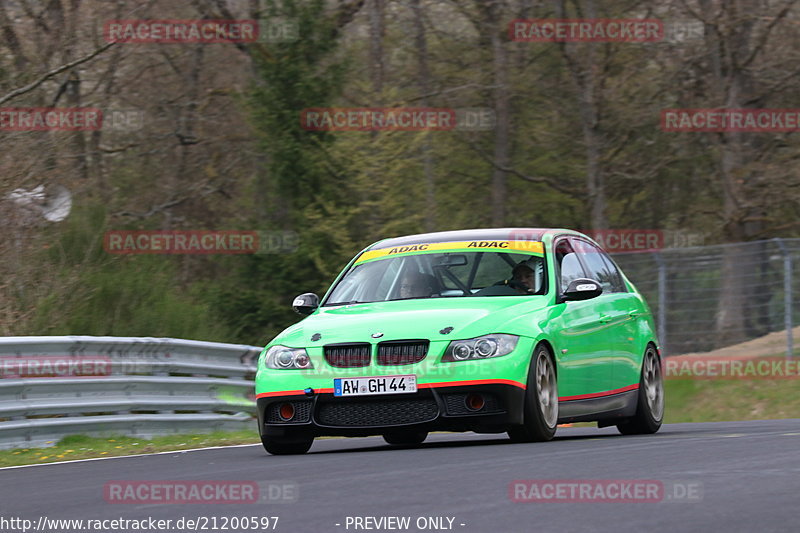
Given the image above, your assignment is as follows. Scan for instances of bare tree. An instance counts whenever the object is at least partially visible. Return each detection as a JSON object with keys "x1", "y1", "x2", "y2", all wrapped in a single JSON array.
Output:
[{"x1": 411, "y1": 0, "x2": 438, "y2": 231}]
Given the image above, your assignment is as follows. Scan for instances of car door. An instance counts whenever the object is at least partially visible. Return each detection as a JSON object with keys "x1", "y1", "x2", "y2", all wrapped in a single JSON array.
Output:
[
  {"x1": 548, "y1": 237, "x2": 614, "y2": 399},
  {"x1": 570, "y1": 238, "x2": 641, "y2": 392}
]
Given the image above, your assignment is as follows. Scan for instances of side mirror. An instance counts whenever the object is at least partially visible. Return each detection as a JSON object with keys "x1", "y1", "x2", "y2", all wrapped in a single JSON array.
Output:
[
  {"x1": 292, "y1": 293, "x2": 320, "y2": 315},
  {"x1": 562, "y1": 278, "x2": 603, "y2": 301}
]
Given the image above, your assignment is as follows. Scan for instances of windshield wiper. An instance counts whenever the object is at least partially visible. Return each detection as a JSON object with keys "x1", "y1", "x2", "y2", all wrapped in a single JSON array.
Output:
[{"x1": 325, "y1": 300, "x2": 364, "y2": 306}]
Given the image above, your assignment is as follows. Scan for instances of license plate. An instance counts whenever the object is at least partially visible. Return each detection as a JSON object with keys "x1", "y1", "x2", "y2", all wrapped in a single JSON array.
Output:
[{"x1": 333, "y1": 375, "x2": 417, "y2": 397}]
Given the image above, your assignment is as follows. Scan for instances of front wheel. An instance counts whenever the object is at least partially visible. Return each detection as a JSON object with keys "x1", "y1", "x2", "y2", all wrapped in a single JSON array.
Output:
[
  {"x1": 617, "y1": 344, "x2": 664, "y2": 435},
  {"x1": 261, "y1": 435, "x2": 314, "y2": 455},
  {"x1": 508, "y1": 344, "x2": 558, "y2": 443}
]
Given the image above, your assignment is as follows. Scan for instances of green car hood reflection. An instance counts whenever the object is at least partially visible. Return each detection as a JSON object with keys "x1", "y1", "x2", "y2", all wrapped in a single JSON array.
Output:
[{"x1": 275, "y1": 296, "x2": 551, "y2": 346}]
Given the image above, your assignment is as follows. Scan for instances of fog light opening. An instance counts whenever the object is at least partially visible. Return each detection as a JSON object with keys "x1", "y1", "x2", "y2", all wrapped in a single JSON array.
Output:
[
  {"x1": 466, "y1": 394, "x2": 485, "y2": 411},
  {"x1": 279, "y1": 403, "x2": 295, "y2": 421}
]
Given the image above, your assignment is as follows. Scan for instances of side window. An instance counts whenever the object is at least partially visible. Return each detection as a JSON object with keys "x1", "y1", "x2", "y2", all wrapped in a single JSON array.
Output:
[
  {"x1": 573, "y1": 239, "x2": 625, "y2": 293},
  {"x1": 599, "y1": 253, "x2": 626, "y2": 293},
  {"x1": 555, "y1": 239, "x2": 586, "y2": 292}
]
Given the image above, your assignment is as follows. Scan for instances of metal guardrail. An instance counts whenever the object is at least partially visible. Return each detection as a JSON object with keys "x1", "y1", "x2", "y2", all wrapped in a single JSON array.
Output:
[{"x1": 0, "y1": 336, "x2": 263, "y2": 449}]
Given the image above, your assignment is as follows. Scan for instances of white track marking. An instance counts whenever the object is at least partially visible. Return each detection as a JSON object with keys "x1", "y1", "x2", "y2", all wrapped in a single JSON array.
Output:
[{"x1": 0, "y1": 443, "x2": 261, "y2": 470}]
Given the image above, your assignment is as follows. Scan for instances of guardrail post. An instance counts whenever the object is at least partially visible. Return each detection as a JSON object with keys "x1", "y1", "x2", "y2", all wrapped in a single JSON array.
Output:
[{"x1": 774, "y1": 238, "x2": 793, "y2": 359}]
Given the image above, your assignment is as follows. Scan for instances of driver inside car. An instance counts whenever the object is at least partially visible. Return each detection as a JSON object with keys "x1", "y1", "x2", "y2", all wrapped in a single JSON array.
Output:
[
  {"x1": 476, "y1": 259, "x2": 542, "y2": 296},
  {"x1": 398, "y1": 272, "x2": 437, "y2": 299}
]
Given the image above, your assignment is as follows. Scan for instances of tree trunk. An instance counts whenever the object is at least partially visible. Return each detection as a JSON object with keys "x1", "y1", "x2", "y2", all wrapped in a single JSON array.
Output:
[
  {"x1": 479, "y1": 0, "x2": 510, "y2": 227},
  {"x1": 708, "y1": 0, "x2": 766, "y2": 346},
  {"x1": 411, "y1": 0, "x2": 436, "y2": 231},
  {"x1": 368, "y1": 0, "x2": 385, "y2": 101},
  {"x1": 555, "y1": 0, "x2": 606, "y2": 230}
]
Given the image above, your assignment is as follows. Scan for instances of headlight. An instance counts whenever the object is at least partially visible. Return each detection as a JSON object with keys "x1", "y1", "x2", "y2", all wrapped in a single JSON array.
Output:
[
  {"x1": 442, "y1": 334, "x2": 519, "y2": 362},
  {"x1": 263, "y1": 345, "x2": 313, "y2": 369}
]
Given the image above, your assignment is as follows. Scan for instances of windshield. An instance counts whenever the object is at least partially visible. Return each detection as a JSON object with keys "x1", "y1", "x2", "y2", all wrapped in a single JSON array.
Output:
[{"x1": 324, "y1": 241, "x2": 546, "y2": 305}]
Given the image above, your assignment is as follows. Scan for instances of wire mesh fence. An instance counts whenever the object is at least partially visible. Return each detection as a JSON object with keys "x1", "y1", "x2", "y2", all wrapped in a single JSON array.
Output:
[{"x1": 611, "y1": 238, "x2": 800, "y2": 357}]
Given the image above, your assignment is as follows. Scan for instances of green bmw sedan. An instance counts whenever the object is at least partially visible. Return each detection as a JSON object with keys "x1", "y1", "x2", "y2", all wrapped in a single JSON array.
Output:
[{"x1": 255, "y1": 228, "x2": 664, "y2": 454}]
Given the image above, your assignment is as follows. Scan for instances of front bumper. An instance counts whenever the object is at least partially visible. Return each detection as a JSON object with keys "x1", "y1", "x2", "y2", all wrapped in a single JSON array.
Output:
[{"x1": 257, "y1": 382, "x2": 526, "y2": 438}]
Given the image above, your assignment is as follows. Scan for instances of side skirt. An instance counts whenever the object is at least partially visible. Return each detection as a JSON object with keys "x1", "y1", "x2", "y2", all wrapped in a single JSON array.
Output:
[{"x1": 557, "y1": 389, "x2": 638, "y2": 424}]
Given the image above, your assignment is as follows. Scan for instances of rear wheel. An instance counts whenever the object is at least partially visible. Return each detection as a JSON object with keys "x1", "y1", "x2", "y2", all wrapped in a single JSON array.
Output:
[
  {"x1": 260, "y1": 435, "x2": 314, "y2": 455},
  {"x1": 508, "y1": 344, "x2": 558, "y2": 443},
  {"x1": 383, "y1": 431, "x2": 428, "y2": 446},
  {"x1": 617, "y1": 344, "x2": 664, "y2": 435}
]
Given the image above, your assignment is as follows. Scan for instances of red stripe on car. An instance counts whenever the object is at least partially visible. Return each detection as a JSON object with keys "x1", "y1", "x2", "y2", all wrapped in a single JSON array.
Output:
[
  {"x1": 419, "y1": 379, "x2": 526, "y2": 390},
  {"x1": 559, "y1": 384, "x2": 639, "y2": 402}
]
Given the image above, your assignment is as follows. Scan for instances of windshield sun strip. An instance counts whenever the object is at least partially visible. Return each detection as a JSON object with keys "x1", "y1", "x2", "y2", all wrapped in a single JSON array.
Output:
[{"x1": 354, "y1": 240, "x2": 544, "y2": 266}]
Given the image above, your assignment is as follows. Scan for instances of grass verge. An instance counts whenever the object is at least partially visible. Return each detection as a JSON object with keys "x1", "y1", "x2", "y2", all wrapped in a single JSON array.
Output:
[
  {"x1": 664, "y1": 378, "x2": 800, "y2": 423},
  {"x1": 0, "y1": 431, "x2": 260, "y2": 468}
]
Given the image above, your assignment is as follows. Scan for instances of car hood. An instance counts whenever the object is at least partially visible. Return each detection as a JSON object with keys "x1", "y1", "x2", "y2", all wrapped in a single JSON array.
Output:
[{"x1": 271, "y1": 296, "x2": 550, "y2": 346}]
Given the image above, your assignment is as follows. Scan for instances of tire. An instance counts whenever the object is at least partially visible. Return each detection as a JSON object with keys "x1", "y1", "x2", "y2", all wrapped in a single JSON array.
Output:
[
  {"x1": 383, "y1": 431, "x2": 428, "y2": 446},
  {"x1": 260, "y1": 435, "x2": 314, "y2": 455},
  {"x1": 508, "y1": 344, "x2": 558, "y2": 443},
  {"x1": 617, "y1": 344, "x2": 664, "y2": 435}
]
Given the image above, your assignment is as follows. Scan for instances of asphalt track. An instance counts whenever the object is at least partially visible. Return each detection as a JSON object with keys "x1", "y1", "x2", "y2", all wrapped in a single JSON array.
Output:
[{"x1": 3, "y1": 419, "x2": 799, "y2": 533}]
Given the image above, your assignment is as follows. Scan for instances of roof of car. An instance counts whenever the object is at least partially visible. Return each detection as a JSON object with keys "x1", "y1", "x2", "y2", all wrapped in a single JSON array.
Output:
[{"x1": 368, "y1": 228, "x2": 578, "y2": 250}]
